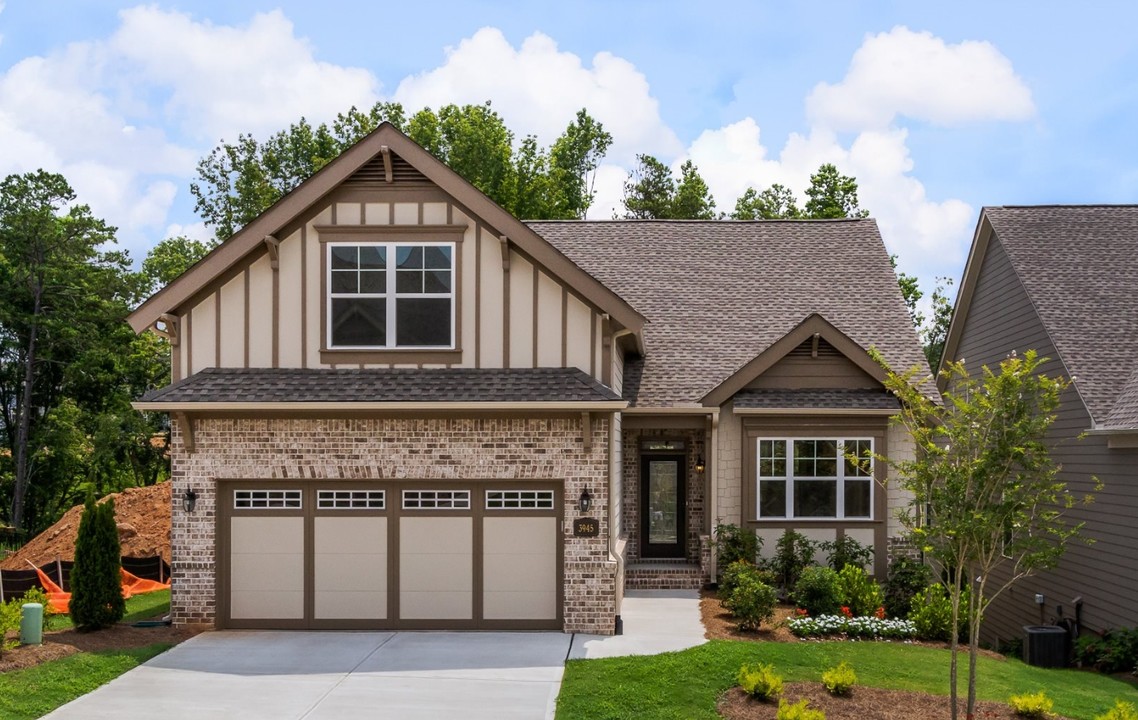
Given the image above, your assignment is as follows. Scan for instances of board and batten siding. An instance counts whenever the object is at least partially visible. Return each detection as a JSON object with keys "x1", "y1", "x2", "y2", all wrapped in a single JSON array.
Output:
[
  {"x1": 170, "y1": 199, "x2": 607, "y2": 381},
  {"x1": 949, "y1": 233, "x2": 1138, "y2": 644}
]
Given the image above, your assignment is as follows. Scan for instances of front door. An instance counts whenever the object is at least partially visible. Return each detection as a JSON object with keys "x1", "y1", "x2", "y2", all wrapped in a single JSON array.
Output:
[{"x1": 639, "y1": 454, "x2": 686, "y2": 558}]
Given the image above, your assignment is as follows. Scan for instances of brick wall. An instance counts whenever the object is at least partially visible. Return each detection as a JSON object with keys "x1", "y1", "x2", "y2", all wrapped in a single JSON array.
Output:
[{"x1": 170, "y1": 414, "x2": 615, "y2": 634}]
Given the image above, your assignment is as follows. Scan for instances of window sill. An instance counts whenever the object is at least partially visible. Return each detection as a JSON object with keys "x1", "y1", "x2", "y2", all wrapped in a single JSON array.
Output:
[{"x1": 320, "y1": 348, "x2": 463, "y2": 365}]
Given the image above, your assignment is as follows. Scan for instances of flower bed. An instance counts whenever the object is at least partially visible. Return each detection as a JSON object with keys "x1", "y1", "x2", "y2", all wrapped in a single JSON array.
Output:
[{"x1": 788, "y1": 613, "x2": 917, "y2": 640}]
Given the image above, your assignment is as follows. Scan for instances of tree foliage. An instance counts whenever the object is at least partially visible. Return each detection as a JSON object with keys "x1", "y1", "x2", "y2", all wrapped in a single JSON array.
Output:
[
  {"x1": 881, "y1": 349, "x2": 1093, "y2": 719},
  {"x1": 731, "y1": 163, "x2": 866, "y2": 221},
  {"x1": 732, "y1": 184, "x2": 801, "y2": 220},
  {"x1": 621, "y1": 155, "x2": 716, "y2": 219},
  {"x1": 69, "y1": 494, "x2": 125, "y2": 631},
  {"x1": 192, "y1": 102, "x2": 613, "y2": 240},
  {"x1": 0, "y1": 171, "x2": 171, "y2": 532}
]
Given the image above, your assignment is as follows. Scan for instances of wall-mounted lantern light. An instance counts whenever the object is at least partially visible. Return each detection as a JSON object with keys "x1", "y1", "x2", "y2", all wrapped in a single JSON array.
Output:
[
  {"x1": 695, "y1": 454, "x2": 706, "y2": 474},
  {"x1": 183, "y1": 488, "x2": 198, "y2": 514},
  {"x1": 578, "y1": 489, "x2": 592, "y2": 513}
]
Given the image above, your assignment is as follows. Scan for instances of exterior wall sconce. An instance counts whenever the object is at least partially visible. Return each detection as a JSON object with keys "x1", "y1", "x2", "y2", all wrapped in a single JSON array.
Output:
[
  {"x1": 183, "y1": 488, "x2": 198, "y2": 514},
  {"x1": 695, "y1": 455, "x2": 706, "y2": 474},
  {"x1": 578, "y1": 489, "x2": 592, "y2": 513}
]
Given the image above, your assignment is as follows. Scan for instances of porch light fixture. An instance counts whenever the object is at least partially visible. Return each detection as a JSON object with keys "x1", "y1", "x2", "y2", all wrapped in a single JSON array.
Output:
[
  {"x1": 695, "y1": 454, "x2": 706, "y2": 474},
  {"x1": 578, "y1": 489, "x2": 592, "y2": 513},
  {"x1": 183, "y1": 488, "x2": 198, "y2": 514}
]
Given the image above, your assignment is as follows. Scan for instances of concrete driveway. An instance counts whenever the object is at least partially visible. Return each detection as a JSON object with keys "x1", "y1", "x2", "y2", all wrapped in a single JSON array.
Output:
[
  {"x1": 44, "y1": 631, "x2": 572, "y2": 720},
  {"x1": 43, "y1": 591, "x2": 704, "y2": 719}
]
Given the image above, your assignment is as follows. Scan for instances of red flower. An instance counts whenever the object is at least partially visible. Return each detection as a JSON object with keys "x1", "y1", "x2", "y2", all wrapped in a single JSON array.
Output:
[
  {"x1": 841, "y1": 606, "x2": 853, "y2": 618},
  {"x1": 875, "y1": 606, "x2": 886, "y2": 620},
  {"x1": 795, "y1": 607, "x2": 809, "y2": 617}
]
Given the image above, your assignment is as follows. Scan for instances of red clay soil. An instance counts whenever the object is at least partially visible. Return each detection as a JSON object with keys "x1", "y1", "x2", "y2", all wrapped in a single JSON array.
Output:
[
  {"x1": 1, "y1": 482, "x2": 171, "y2": 570},
  {"x1": 718, "y1": 683, "x2": 1074, "y2": 720}
]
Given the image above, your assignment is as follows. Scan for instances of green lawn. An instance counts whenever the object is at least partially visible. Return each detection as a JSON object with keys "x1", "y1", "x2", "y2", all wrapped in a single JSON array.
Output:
[
  {"x1": 556, "y1": 640, "x2": 1138, "y2": 720},
  {"x1": 45, "y1": 589, "x2": 170, "y2": 632},
  {"x1": 0, "y1": 644, "x2": 171, "y2": 719}
]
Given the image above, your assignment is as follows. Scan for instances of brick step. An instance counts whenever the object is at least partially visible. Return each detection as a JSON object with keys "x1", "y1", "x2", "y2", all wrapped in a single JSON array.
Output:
[{"x1": 625, "y1": 561, "x2": 708, "y2": 590}]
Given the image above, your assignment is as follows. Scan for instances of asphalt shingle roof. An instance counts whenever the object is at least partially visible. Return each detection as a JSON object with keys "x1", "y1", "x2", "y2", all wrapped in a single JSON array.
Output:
[
  {"x1": 733, "y1": 388, "x2": 901, "y2": 411},
  {"x1": 984, "y1": 206, "x2": 1138, "y2": 427},
  {"x1": 528, "y1": 220, "x2": 929, "y2": 406},
  {"x1": 140, "y1": 367, "x2": 622, "y2": 404}
]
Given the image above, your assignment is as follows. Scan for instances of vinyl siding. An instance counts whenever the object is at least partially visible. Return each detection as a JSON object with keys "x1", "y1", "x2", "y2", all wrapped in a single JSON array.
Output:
[{"x1": 950, "y1": 233, "x2": 1138, "y2": 644}]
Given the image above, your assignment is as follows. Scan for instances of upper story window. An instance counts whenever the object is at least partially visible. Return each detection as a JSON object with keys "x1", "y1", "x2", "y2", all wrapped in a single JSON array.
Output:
[
  {"x1": 756, "y1": 438, "x2": 873, "y2": 520},
  {"x1": 328, "y1": 242, "x2": 454, "y2": 349}
]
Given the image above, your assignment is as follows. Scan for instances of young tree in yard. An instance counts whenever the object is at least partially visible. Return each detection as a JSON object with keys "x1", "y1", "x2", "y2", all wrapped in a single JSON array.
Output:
[
  {"x1": 881, "y1": 350, "x2": 1093, "y2": 720},
  {"x1": 70, "y1": 494, "x2": 125, "y2": 631}
]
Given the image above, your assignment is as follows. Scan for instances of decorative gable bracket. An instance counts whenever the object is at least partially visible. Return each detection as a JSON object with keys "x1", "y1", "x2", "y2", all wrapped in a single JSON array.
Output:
[
  {"x1": 263, "y1": 235, "x2": 281, "y2": 271},
  {"x1": 173, "y1": 411, "x2": 196, "y2": 454}
]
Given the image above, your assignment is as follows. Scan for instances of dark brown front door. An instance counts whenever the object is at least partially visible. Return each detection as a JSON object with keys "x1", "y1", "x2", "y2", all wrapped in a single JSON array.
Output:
[{"x1": 640, "y1": 454, "x2": 686, "y2": 558}]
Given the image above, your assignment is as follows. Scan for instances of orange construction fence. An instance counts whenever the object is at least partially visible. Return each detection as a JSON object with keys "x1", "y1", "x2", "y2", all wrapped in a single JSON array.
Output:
[{"x1": 30, "y1": 563, "x2": 171, "y2": 614}]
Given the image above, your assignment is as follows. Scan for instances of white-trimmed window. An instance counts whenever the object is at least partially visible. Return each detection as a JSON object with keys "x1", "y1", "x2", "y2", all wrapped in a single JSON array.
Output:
[
  {"x1": 328, "y1": 242, "x2": 454, "y2": 349},
  {"x1": 234, "y1": 489, "x2": 302, "y2": 509},
  {"x1": 317, "y1": 490, "x2": 385, "y2": 510},
  {"x1": 756, "y1": 438, "x2": 872, "y2": 519},
  {"x1": 402, "y1": 489, "x2": 471, "y2": 510},
  {"x1": 486, "y1": 490, "x2": 556, "y2": 510}
]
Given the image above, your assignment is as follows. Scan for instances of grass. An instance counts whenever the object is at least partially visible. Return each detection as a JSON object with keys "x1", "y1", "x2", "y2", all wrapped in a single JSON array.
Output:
[
  {"x1": 0, "y1": 643, "x2": 171, "y2": 719},
  {"x1": 556, "y1": 640, "x2": 1138, "y2": 720},
  {"x1": 44, "y1": 589, "x2": 170, "y2": 632}
]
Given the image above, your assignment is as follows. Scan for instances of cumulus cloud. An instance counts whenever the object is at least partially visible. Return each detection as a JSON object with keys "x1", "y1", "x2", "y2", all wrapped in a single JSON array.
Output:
[
  {"x1": 0, "y1": 6, "x2": 381, "y2": 261},
  {"x1": 109, "y1": 8, "x2": 379, "y2": 142},
  {"x1": 807, "y1": 26, "x2": 1035, "y2": 131},
  {"x1": 393, "y1": 28, "x2": 682, "y2": 164}
]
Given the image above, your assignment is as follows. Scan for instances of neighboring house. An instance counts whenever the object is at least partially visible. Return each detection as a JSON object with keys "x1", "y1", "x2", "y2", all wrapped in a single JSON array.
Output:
[
  {"x1": 941, "y1": 205, "x2": 1138, "y2": 646},
  {"x1": 127, "y1": 123, "x2": 927, "y2": 634}
]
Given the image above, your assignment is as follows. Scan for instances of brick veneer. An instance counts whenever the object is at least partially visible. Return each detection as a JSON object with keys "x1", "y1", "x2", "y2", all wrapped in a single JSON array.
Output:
[{"x1": 169, "y1": 414, "x2": 615, "y2": 634}]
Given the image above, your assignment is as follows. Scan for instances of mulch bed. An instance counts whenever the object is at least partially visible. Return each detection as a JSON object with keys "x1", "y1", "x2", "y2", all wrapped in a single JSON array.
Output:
[
  {"x1": 718, "y1": 683, "x2": 1074, "y2": 720},
  {"x1": 0, "y1": 623, "x2": 203, "y2": 673}
]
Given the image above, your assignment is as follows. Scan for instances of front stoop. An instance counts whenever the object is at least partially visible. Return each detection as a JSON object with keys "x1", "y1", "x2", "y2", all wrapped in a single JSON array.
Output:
[{"x1": 625, "y1": 560, "x2": 708, "y2": 590}]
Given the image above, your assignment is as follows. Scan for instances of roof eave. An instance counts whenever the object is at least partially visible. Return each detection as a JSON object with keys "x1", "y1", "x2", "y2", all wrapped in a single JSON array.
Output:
[{"x1": 133, "y1": 400, "x2": 628, "y2": 412}]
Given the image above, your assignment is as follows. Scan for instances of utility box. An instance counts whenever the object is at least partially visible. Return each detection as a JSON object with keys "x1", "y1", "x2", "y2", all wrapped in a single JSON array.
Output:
[
  {"x1": 20, "y1": 603, "x2": 43, "y2": 646},
  {"x1": 1023, "y1": 625, "x2": 1068, "y2": 667}
]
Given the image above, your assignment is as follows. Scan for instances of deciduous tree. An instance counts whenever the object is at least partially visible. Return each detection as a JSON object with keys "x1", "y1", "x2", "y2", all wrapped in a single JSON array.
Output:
[
  {"x1": 621, "y1": 155, "x2": 716, "y2": 219},
  {"x1": 881, "y1": 350, "x2": 1093, "y2": 720}
]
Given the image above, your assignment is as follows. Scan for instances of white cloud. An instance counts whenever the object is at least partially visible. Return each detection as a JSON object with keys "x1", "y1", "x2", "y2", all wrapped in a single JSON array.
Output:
[
  {"x1": 163, "y1": 221, "x2": 212, "y2": 244},
  {"x1": 394, "y1": 28, "x2": 682, "y2": 165},
  {"x1": 109, "y1": 7, "x2": 380, "y2": 142},
  {"x1": 807, "y1": 26, "x2": 1035, "y2": 131}
]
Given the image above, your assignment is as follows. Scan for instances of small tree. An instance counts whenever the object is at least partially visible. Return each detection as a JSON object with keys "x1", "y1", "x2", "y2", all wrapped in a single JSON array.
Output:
[
  {"x1": 69, "y1": 494, "x2": 125, "y2": 631},
  {"x1": 882, "y1": 349, "x2": 1093, "y2": 720}
]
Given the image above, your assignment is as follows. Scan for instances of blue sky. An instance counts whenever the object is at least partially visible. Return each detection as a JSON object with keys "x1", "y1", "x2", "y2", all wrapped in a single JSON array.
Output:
[{"x1": 1, "y1": 1, "x2": 1135, "y2": 310}]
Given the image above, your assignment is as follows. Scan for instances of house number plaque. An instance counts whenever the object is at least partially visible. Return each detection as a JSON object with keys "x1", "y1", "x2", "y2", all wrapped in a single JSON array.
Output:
[{"x1": 573, "y1": 518, "x2": 599, "y2": 537}]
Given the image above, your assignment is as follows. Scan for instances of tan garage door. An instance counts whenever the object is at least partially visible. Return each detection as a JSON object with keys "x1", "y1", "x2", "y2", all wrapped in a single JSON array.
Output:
[{"x1": 217, "y1": 481, "x2": 561, "y2": 630}]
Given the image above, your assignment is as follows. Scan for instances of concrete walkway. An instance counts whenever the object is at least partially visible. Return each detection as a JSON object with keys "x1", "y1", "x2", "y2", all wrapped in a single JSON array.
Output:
[
  {"x1": 43, "y1": 590, "x2": 704, "y2": 719},
  {"x1": 569, "y1": 589, "x2": 706, "y2": 659}
]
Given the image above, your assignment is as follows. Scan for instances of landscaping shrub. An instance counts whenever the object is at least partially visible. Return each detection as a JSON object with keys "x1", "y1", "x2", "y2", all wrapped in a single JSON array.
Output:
[
  {"x1": 737, "y1": 662, "x2": 783, "y2": 701},
  {"x1": 776, "y1": 698, "x2": 825, "y2": 720},
  {"x1": 0, "y1": 599, "x2": 20, "y2": 656},
  {"x1": 908, "y1": 582, "x2": 969, "y2": 642},
  {"x1": 1075, "y1": 628, "x2": 1138, "y2": 674},
  {"x1": 727, "y1": 573, "x2": 777, "y2": 631},
  {"x1": 821, "y1": 661, "x2": 857, "y2": 696},
  {"x1": 820, "y1": 535, "x2": 873, "y2": 572},
  {"x1": 718, "y1": 560, "x2": 776, "y2": 605},
  {"x1": 1096, "y1": 700, "x2": 1138, "y2": 720},
  {"x1": 792, "y1": 566, "x2": 843, "y2": 617},
  {"x1": 715, "y1": 523, "x2": 760, "y2": 568},
  {"x1": 1008, "y1": 691, "x2": 1054, "y2": 718},
  {"x1": 836, "y1": 564, "x2": 884, "y2": 617},
  {"x1": 883, "y1": 555, "x2": 931, "y2": 618},
  {"x1": 762, "y1": 529, "x2": 816, "y2": 592},
  {"x1": 20, "y1": 587, "x2": 56, "y2": 617},
  {"x1": 69, "y1": 494, "x2": 125, "y2": 631}
]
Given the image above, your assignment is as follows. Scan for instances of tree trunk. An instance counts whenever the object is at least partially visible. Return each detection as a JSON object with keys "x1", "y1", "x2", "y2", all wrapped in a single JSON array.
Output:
[
  {"x1": 966, "y1": 579, "x2": 984, "y2": 720},
  {"x1": 949, "y1": 567, "x2": 961, "y2": 720},
  {"x1": 11, "y1": 292, "x2": 40, "y2": 531}
]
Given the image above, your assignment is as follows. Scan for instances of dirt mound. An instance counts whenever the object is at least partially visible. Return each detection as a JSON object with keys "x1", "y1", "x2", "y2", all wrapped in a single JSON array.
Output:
[{"x1": 1, "y1": 482, "x2": 171, "y2": 570}]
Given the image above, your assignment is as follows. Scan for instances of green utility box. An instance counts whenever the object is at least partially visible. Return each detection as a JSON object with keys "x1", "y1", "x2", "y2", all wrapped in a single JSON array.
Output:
[{"x1": 20, "y1": 602, "x2": 43, "y2": 646}]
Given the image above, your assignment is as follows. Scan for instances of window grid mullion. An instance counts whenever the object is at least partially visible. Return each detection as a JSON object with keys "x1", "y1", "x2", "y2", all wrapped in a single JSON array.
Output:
[
  {"x1": 836, "y1": 440, "x2": 845, "y2": 519},
  {"x1": 385, "y1": 242, "x2": 397, "y2": 349}
]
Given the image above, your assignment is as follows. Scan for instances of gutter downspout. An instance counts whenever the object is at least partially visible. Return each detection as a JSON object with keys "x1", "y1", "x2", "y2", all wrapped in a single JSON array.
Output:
[{"x1": 708, "y1": 412, "x2": 719, "y2": 582}]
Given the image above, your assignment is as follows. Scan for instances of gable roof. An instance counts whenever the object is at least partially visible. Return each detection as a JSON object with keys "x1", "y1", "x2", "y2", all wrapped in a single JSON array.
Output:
[
  {"x1": 127, "y1": 122, "x2": 644, "y2": 336},
  {"x1": 944, "y1": 206, "x2": 1138, "y2": 427},
  {"x1": 528, "y1": 219, "x2": 929, "y2": 407}
]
